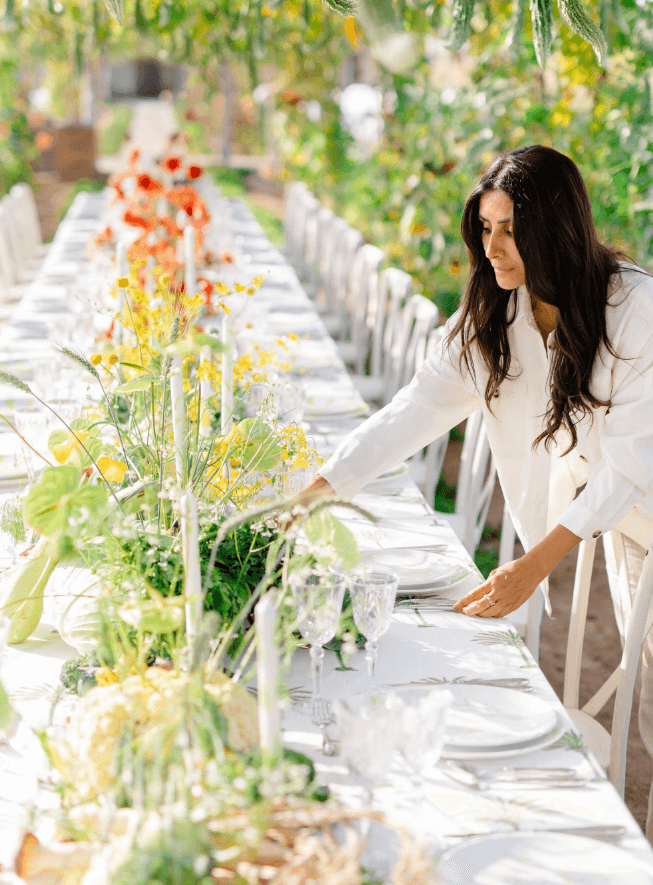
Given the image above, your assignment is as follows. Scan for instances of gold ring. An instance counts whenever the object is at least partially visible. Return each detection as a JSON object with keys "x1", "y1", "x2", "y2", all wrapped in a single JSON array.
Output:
[{"x1": 483, "y1": 593, "x2": 496, "y2": 606}]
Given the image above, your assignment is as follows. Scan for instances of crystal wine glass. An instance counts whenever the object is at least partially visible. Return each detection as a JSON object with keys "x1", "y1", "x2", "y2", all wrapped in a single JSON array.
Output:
[
  {"x1": 347, "y1": 567, "x2": 398, "y2": 682},
  {"x1": 289, "y1": 570, "x2": 346, "y2": 714}
]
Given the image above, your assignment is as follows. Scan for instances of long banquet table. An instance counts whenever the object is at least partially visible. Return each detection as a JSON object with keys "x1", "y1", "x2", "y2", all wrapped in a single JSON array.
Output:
[{"x1": 1, "y1": 184, "x2": 653, "y2": 881}]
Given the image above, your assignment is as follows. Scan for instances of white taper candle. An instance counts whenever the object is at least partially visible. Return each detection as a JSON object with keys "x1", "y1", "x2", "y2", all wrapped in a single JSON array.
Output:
[
  {"x1": 169, "y1": 353, "x2": 187, "y2": 485},
  {"x1": 116, "y1": 240, "x2": 128, "y2": 344},
  {"x1": 220, "y1": 312, "x2": 234, "y2": 436},
  {"x1": 184, "y1": 225, "x2": 196, "y2": 297},
  {"x1": 254, "y1": 594, "x2": 281, "y2": 759},
  {"x1": 180, "y1": 489, "x2": 203, "y2": 642}
]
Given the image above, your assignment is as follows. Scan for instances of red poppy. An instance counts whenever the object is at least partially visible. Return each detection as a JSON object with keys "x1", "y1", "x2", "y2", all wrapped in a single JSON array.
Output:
[
  {"x1": 137, "y1": 173, "x2": 163, "y2": 193},
  {"x1": 186, "y1": 165, "x2": 203, "y2": 180},
  {"x1": 161, "y1": 156, "x2": 182, "y2": 173}
]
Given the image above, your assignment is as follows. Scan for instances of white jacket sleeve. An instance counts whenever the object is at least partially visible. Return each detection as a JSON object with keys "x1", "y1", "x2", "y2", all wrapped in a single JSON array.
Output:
[
  {"x1": 560, "y1": 293, "x2": 653, "y2": 541},
  {"x1": 318, "y1": 315, "x2": 481, "y2": 499}
]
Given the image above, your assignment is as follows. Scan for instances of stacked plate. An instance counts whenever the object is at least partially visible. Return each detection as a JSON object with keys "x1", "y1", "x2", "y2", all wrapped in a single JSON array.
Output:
[
  {"x1": 438, "y1": 832, "x2": 653, "y2": 884},
  {"x1": 360, "y1": 547, "x2": 471, "y2": 596},
  {"x1": 439, "y1": 684, "x2": 564, "y2": 760}
]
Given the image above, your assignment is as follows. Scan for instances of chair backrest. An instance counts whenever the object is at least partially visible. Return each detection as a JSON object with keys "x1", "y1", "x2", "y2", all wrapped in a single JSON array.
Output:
[
  {"x1": 369, "y1": 267, "x2": 413, "y2": 382},
  {"x1": 562, "y1": 532, "x2": 653, "y2": 796},
  {"x1": 285, "y1": 185, "x2": 319, "y2": 280},
  {"x1": 386, "y1": 294, "x2": 439, "y2": 401},
  {"x1": 10, "y1": 183, "x2": 42, "y2": 253},
  {"x1": 306, "y1": 205, "x2": 337, "y2": 300},
  {"x1": 0, "y1": 203, "x2": 19, "y2": 287},
  {"x1": 331, "y1": 224, "x2": 364, "y2": 335},
  {"x1": 284, "y1": 181, "x2": 309, "y2": 264},
  {"x1": 454, "y1": 409, "x2": 497, "y2": 553},
  {"x1": 0, "y1": 194, "x2": 24, "y2": 275},
  {"x1": 408, "y1": 324, "x2": 449, "y2": 504},
  {"x1": 346, "y1": 243, "x2": 385, "y2": 374}
]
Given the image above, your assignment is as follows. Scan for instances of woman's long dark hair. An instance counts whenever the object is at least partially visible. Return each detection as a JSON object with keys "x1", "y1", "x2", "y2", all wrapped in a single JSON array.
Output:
[{"x1": 447, "y1": 144, "x2": 628, "y2": 454}]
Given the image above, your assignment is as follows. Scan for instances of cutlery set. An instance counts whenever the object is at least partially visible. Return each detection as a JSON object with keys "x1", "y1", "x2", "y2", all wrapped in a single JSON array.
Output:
[{"x1": 442, "y1": 759, "x2": 594, "y2": 791}]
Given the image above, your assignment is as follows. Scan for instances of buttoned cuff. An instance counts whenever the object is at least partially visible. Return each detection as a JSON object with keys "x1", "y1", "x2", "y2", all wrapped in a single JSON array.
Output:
[
  {"x1": 317, "y1": 458, "x2": 362, "y2": 501},
  {"x1": 559, "y1": 495, "x2": 637, "y2": 542}
]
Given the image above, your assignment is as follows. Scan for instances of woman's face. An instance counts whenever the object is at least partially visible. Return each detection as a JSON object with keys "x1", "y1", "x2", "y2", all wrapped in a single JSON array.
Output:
[{"x1": 478, "y1": 190, "x2": 526, "y2": 289}]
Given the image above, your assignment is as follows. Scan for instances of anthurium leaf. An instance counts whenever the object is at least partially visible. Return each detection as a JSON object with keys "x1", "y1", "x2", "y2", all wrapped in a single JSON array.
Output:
[
  {"x1": 47, "y1": 429, "x2": 69, "y2": 451},
  {"x1": 70, "y1": 418, "x2": 94, "y2": 432},
  {"x1": 115, "y1": 377, "x2": 157, "y2": 394},
  {"x1": 23, "y1": 465, "x2": 81, "y2": 535},
  {"x1": 304, "y1": 509, "x2": 359, "y2": 570},
  {"x1": 119, "y1": 596, "x2": 185, "y2": 632},
  {"x1": 237, "y1": 418, "x2": 283, "y2": 472}
]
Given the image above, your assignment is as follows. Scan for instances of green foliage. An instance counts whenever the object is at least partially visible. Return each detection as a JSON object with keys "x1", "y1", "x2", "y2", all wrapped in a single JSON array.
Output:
[
  {"x1": 96, "y1": 102, "x2": 134, "y2": 155},
  {"x1": 474, "y1": 546, "x2": 499, "y2": 578},
  {"x1": 0, "y1": 497, "x2": 26, "y2": 544}
]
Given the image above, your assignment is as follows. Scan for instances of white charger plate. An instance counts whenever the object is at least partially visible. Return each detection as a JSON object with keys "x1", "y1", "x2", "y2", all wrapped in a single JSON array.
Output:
[
  {"x1": 441, "y1": 710, "x2": 566, "y2": 760},
  {"x1": 438, "y1": 831, "x2": 653, "y2": 885},
  {"x1": 360, "y1": 548, "x2": 465, "y2": 592},
  {"x1": 440, "y1": 684, "x2": 558, "y2": 748}
]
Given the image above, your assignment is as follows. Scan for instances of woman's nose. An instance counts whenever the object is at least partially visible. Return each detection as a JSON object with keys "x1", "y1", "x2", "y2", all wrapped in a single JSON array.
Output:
[{"x1": 485, "y1": 231, "x2": 502, "y2": 258}]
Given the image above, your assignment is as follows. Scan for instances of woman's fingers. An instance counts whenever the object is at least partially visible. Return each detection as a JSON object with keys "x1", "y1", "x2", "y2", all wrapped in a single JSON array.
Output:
[{"x1": 452, "y1": 557, "x2": 540, "y2": 618}]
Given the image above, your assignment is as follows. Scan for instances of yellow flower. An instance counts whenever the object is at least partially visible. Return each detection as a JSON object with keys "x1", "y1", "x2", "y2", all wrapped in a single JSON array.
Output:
[
  {"x1": 90, "y1": 353, "x2": 102, "y2": 366},
  {"x1": 253, "y1": 274, "x2": 264, "y2": 287},
  {"x1": 108, "y1": 354, "x2": 119, "y2": 366},
  {"x1": 246, "y1": 287, "x2": 255, "y2": 295},
  {"x1": 215, "y1": 282, "x2": 230, "y2": 295},
  {"x1": 96, "y1": 456, "x2": 128, "y2": 483},
  {"x1": 233, "y1": 283, "x2": 246, "y2": 293},
  {"x1": 94, "y1": 667, "x2": 120, "y2": 686},
  {"x1": 116, "y1": 277, "x2": 129, "y2": 288},
  {"x1": 344, "y1": 15, "x2": 358, "y2": 48},
  {"x1": 52, "y1": 430, "x2": 89, "y2": 464},
  {"x1": 221, "y1": 303, "x2": 231, "y2": 315}
]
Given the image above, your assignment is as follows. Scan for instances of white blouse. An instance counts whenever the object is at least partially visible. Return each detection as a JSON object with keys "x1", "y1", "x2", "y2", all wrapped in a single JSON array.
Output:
[{"x1": 319, "y1": 265, "x2": 653, "y2": 562}]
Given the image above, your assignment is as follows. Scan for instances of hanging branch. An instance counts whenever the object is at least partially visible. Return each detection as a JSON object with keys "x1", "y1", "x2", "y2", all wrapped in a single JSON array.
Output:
[
  {"x1": 103, "y1": 0, "x2": 124, "y2": 25},
  {"x1": 558, "y1": 0, "x2": 608, "y2": 64}
]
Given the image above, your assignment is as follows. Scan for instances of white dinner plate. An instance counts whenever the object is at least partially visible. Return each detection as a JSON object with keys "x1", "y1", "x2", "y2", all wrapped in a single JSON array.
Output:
[
  {"x1": 439, "y1": 684, "x2": 558, "y2": 748},
  {"x1": 441, "y1": 710, "x2": 566, "y2": 760},
  {"x1": 438, "y1": 831, "x2": 653, "y2": 885},
  {"x1": 360, "y1": 548, "x2": 465, "y2": 592}
]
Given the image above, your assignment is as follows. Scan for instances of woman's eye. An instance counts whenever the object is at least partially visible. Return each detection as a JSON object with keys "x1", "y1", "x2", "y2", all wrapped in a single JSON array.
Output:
[
  {"x1": 481, "y1": 226, "x2": 491, "y2": 235},
  {"x1": 507, "y1": 229, "x2": 514, "y2": 238}
]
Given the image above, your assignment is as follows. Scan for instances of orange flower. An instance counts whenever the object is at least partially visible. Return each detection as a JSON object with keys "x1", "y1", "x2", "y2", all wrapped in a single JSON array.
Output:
[
  {"x1": 220, "y1": 251, "x2": 234, "y2": 264},
  {"x1": 161, "y1": 156, "x2": 182, "y2": 173},
  {"x1": 187, "y1": 165, "x2": 203, "y2": 180},
  {"x1": 35, "y1": 131, "x2": 53, "y2": 151},
  {"x1": 137, "y1": 173, "x2": 163, "y2": 194},
  {"x1": 165, "y1": 185, "x2": 210, "y2": 227},
  {"x1": 128, "y1": 149, "x2": 140, "y2": 170},
  {"x1": 123, "y1": 210, "x2": 154, "y2": 231}
]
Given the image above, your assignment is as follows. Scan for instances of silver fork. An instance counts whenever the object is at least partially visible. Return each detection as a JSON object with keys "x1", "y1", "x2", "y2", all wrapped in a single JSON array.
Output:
[{"x1": 312, "y1": 698, "x2": 336, "y2": 756}]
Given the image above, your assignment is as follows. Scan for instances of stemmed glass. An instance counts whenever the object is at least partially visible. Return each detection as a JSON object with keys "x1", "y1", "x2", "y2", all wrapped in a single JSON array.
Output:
[
  {"x1": 346, "y1": 567, "x2": 399, "y2": 682},
  {"x1": 289, "y1": 570, "x2": 346, "y2": 714}
]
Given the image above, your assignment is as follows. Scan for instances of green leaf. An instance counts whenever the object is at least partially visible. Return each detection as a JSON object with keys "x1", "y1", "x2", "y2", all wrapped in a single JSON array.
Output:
[
  {"x1": 116, "y1": 377, "x2": 158, "y2": 394},
  {"x1": 193, "y1": 332, "x2": 226, "y2": 352},
  {"x1": 304, "y1": 509, "x2": 359, "y2": 570},
  {"x1": 237, "y1": 418, "x2": 283, "y2": 472},
  {"x1": 119, "y1": 362, "x2": 155, "y2": 376},
  {"x1": 47, "y1": 429, "x2": 68, "y2": 451},
  {"x1": 119, "y1": 595, "x2": 185, "y2": 633}
]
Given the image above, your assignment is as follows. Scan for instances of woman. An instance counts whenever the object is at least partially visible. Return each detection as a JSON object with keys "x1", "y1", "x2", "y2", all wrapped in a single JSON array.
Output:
[{"x1": 299, "y1": 144, "x2": 653, "y2": 832}]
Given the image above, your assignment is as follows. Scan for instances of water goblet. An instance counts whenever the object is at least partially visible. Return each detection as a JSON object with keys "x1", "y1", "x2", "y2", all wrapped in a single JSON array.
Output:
[
  {"x1": 347, "y1": 567, "x2": 399, "y2": 682},
  {"x1": 289, "y1": 570, "x2": 346, "y2": 715}
]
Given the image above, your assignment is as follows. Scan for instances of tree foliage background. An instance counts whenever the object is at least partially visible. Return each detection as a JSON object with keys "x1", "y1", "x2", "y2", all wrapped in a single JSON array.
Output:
[{"x1": 1, "y1": 0, "x2": 652, "y2": 314}]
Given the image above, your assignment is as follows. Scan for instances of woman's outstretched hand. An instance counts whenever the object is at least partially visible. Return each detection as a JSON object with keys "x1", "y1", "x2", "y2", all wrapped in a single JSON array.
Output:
[
  {"x1": 452, "y1": 523, "x2": 581, "y2": 618},
  {"x1": 452, "y1": 555, "x2": 547, "y2": 618}
]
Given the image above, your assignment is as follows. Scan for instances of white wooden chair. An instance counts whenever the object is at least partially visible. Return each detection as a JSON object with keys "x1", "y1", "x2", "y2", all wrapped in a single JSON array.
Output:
[
  {"x1": 323, "y1": 224, "x2": 364, "y2": 341},
  {"x1": 284, "y1": 181, "x2": 309, "y2": 268},
  {"x1": 350, "y1": 266, "x2": 414, "y2": 408},
  {"x1": 562, "y1": 531, "x2": 653, "y2": 796},
  {"x1": 337, "y1": 243, "x2": 385, "y2": 372},
  {"x1": 305, "y1": 205, "x2": 337, "y2": 302},
  {"x1": 385, "y1": 293, "x2": 439, "y2": 402},
  {"x1": 438, "y1": 409, "x2": 497, "y2": 555},
  {"x1": 10, "y1": 183, "x2": 48, "y2": 259},
  {"x1": 407, "y1": 324, "x2": 448, "y2": 504}
]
